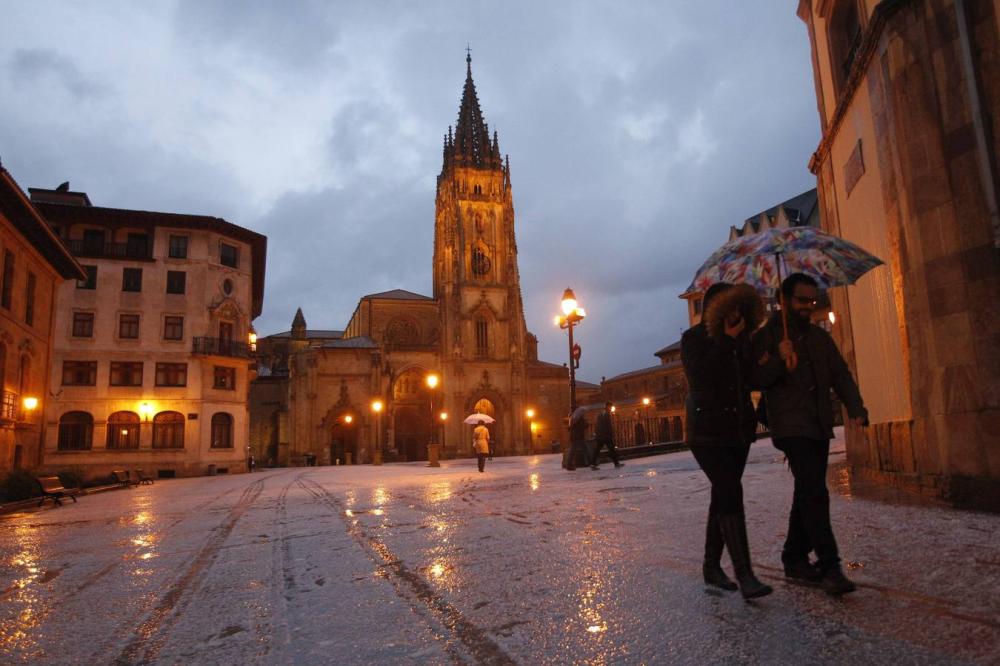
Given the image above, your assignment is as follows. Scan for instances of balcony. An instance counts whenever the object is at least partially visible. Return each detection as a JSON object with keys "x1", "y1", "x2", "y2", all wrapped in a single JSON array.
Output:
[
  {"x1": 193, "y1": 337, "x2": 253, "y2": 359},
  {"x1": 65, "y1": 239, "x2": 154, "y2": 261}
]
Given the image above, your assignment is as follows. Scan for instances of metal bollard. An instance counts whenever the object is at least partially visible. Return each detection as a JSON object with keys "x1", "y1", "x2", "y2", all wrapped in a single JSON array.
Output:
[{"x1": 427, "y1": 443, "x2": 440, "y2": 468}]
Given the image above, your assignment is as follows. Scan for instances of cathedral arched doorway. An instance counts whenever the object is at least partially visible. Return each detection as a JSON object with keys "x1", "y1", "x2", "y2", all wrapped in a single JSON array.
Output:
[
  {"x1": 466, "y1": 395, "x2": 504, "y2": 456},
  {"x1": 391, "y1": 367, "x2": 435, "y2": 461},
  {"x1": 330, "y1": 416, "x2": 358, "y2": 465}
]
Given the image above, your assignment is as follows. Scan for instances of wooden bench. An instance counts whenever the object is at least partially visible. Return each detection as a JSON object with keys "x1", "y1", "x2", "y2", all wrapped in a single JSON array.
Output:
[
  {"x1": 111, "y1": 469, "x2": 136, "y2": 487},
  {"x1": 135, "y1": 469, "x2": 154, "y2": 485},
  {"x1": 37, "y1": 476, "x2": 80, "y2": 507}
]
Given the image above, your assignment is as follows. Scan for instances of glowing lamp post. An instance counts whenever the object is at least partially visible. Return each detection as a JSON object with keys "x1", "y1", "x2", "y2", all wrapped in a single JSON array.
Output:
[
  {"x1": 426, "y1": 373, "x2": 441, "y2": 467},
  {"x1": 371, "y1": 399, "x2": 384, "y2": 465},
  {"x1": 642, "y1": 397, "x2": 651, "y2": 444},
  {"x1": 139, "y1": 402, "x2": 153, "y2": 422},
  {"x1": 555, "y1": 288, "x2": 586, "y2": 413}
]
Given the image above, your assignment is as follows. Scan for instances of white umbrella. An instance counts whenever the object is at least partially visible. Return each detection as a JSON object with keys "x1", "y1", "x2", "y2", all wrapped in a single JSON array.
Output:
[{"x1": 463, "y1": 413, "x2": 495, "y2": 425}]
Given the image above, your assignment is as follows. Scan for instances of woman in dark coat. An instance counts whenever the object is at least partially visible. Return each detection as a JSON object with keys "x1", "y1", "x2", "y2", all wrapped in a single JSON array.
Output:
[{"x1": 681, "y1": 282, "x2": 771, "y2": 599}]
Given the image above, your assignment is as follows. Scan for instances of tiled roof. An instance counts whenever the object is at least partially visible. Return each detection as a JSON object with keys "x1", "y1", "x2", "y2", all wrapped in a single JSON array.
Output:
[
  {"x1": 363, "y1": 289, "x2": 434, "y2": 301},
  {"x1": 603, "y1": 363, "x2": 677, "y2": 384},
  {"x1": 0, "y1": 168, "x2": 85, "y2": 279},
  {"x1": 743, "y1": 188, "x2": 818, "y2": 228},
  {"x1": 267, "y1": 329, "x2": 344, "y2": 339},
  {"x1": 321, "y1": 336, "x2": 379, "y2": 349},
  {"x1": 654, "y1": 341, "x2": 681, "y2": 357}
]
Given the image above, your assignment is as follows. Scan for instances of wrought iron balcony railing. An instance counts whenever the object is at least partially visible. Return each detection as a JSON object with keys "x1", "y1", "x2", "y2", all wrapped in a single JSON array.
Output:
[
  {"x1": 192, "y1": 337, "x2": 253, "y2": 359},
  {"x1": 65, "y1": 239, "x2": 154, "y2": 260}
]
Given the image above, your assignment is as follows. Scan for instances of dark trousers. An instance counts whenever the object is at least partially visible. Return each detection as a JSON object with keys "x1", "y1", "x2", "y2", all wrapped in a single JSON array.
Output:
[
  {"x1": 591, "y1": 438, "x2": 621, "y2": 466},
  {"x1": 477, "y1": 453, "x2": 487, "y2": 472},
  {"x1": 774, "y1": 437, "x2": 840, "y2": 569},
  {"x1": 690, "y1": 444, "x2": 751, "y2": 517}
]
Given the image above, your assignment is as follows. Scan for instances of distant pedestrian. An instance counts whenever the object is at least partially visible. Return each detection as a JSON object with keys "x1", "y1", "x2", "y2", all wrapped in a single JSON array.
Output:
[
  {"x1": 682, "y1": 282, "x2": 772, "y2": 599},
  {"x1": 590, "y1": 402, "x2": 623, "y2": 470},
  {"x1": 248, "y1": 455, "x2": 256, "y2": 473},
  {"x1": 566, "y1": 408, "x2": 587, "y2": 470},
  {"x1": 753, "y1": 273, "x2": 868, "y2": 596},
  {"x1": 473, "y1": 420, "x2": 490, "y2": 472}
]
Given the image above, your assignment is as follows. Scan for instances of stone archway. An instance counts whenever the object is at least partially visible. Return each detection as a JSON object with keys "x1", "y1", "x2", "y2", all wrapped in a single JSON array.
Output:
[{"x1": 391, "y1": 367, "x2": 435, "y2": 461}]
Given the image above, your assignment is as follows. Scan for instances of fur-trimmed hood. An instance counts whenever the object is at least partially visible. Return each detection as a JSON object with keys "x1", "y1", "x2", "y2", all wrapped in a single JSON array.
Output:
[{"x1": 704, "y1": 284, "x2": 766, "y2": 339}]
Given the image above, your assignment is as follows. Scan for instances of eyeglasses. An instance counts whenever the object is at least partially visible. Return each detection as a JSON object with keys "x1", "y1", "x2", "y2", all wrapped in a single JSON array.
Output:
[{"x1": 793, "y1": 296, "x2": 818, "y2": 306}]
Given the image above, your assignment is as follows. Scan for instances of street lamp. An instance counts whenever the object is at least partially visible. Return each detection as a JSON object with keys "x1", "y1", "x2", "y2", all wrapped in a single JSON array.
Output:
[
  {"x1": 555, "y1": 287, "x2": 586, "y2": 413},
  {"x1": 425, "y1": 373, "x2": 441, "y2": 466},
  {"x1": 642, "y1": 397, "x2": 651, "y2": 444},
  {"x1": 248, "y1": 325, "x2": 257, "y2": 352},
  {"x1": 139, "y1": 402, "x2": 153, "y2": 422},
  {"x1": 371, "y1": 399, "x2": 384, "y2": 464}
]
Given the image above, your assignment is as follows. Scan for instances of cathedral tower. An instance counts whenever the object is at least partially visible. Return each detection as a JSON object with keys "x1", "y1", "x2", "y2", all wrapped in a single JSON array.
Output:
[
  {"x1": 434, "y1": 54, "x2": 528, "y2": 360},
  {"x1": 433, "y1": 54, "x2": 532, "y2": 453}
]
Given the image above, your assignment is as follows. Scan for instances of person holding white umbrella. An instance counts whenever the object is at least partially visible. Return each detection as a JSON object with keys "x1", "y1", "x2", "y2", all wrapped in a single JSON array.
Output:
[{"x1": 472, "y1": 419, "x2": 490, "y2": 472}]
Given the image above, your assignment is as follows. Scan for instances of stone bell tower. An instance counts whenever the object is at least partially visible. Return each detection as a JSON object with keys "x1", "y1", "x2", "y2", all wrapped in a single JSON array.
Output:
[{"x1": 433, "y1": 54, "x2": 532, "y2": 454}]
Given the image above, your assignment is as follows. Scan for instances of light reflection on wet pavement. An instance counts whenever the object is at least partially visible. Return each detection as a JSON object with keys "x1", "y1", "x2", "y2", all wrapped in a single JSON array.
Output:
[{"x1": 1, "y1": 431, "x2": 998, "y2": 664}]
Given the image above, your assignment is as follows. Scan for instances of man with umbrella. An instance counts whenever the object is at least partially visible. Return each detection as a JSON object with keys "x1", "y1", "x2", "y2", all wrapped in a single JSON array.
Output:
[{"x1": 753, "y1": 273, "x2": 868, "y2": 596}]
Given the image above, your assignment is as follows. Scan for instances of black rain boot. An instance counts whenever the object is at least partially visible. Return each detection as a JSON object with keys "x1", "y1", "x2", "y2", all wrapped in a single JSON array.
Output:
[
  {"x1": 718, "y1": 513, "x2": 773, "y2": 600},
  {"x1": 703, "y1": 512, "x2": 737, "y2": 591},
  {"x1": 820, "y1": 564, "x2": 857, "y2": 596}
]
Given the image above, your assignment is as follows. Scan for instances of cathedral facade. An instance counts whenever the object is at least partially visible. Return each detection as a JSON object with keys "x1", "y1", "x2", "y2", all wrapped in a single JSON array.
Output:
[{"x1": 250, "y1": 56, "x2": 570, "y2": 465}]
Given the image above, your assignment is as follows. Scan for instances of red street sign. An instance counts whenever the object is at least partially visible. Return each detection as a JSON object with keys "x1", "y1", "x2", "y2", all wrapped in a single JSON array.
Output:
[{"x1": 572, "y1": 343, "x2": 582, "y2": 360}]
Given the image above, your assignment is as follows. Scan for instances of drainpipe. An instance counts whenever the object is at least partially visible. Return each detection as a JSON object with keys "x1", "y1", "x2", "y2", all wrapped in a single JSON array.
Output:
[{"x1": 955, "y1": 0, "x2": 1000, "y2": 248}]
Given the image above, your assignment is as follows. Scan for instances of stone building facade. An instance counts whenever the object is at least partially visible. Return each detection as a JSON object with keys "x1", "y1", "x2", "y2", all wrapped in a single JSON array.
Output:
[
  {"x1": 31, "y1": 184, "x2": 266, "y2": 478},
  {"x1": 797, "y1": 0, "x2": 1000, "y2": 508},
  {"x1": 251, "y1": 56, "x2": 570, "y2": 466},
  {"x1": 0, "y1": 167, "x2": 85, "y2": 474}
]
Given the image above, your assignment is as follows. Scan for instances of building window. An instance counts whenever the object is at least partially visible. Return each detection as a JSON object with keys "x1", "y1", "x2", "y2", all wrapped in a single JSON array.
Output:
[
  {"x1": 476, "y1": 319, "x2": 489, "y2": 357},
  {"x1": 471, "y1": 247, "x2": 491, "y2": 276},
  {"x1": 163, "y1": 316, "x2": 184, "y2": 340},
  {"x1": 211, "y1": 412, "x2": 233, "y2": 448},
  {"x1": 58, "y1": 411, "x2": 93, "y2": 450},
  {"x1": 125, "y1": 233, "x2": 150, "y2": 259},
  {"x1": 24, "y1": 272, "x2": 36, "y2": 325},
  {"x1": 166, "y1": 271, "x2": 186, "y2": 294},
  {"x1": 109, "y1": 361, "x2": 143, "y2": 387},
  {"x1": 152, "y1": 411, "x2": 185, "y2": 449},
  {"x1": 220, "y1": 242, "x2": 239, "y2": 268},
  {"x1": 72, "y1": 312, "x2": 95, "y2": 337},
  {"x1": 213, "y1": 366, "x2": 236, "y2": 390},
  {"x1": 119, "y1": 314, "x2": 140, "y2": 339},
  {"x1": 107, "y1": 411, "x2": 140, "y2": 449},
  {"x1": 168, "y1": 235, "x2": 188, "y2": 259},
  {"x1": 62, "y1": 361, "x2": 97, "y2": 386},
  {"x1": 155, "y1": 362, "x2": 187, "y2": 387},
  {"x1": 1, "y1": 250, "x2": 14, "y2": 309},
  {"x1": 82, "y1": 229, "x2": 105, "y2": 254},
  {"x1": 829, "y1": 0, "x2": 863, "y2": 96},
  {"x1": 122, "y1": 268, "x2": 142, "y2": 292},
  {"x1": 77, "y1": 265, "x2": 97, "y2": 290}
]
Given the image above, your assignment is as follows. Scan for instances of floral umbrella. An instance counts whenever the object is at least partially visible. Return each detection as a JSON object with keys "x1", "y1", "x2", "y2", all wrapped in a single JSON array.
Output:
[
  {"x1": 687, "y1": 226, "x2": 884, "y2": 366},
  {"x1": 687, "y1": 226, "x2": 884, "y2": 295}
]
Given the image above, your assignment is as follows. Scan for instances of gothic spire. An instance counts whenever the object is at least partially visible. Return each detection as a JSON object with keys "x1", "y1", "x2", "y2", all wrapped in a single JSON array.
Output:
[
  {"x1": 452, "y1": 52, "x2": 499, "y2": 168},
  {"x1": 291, "y1": 307, "x2": 307, "y2": 339}
]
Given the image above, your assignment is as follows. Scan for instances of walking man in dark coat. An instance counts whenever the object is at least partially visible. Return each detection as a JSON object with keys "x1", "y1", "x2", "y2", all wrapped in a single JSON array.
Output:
[
  {"x1": 590, "y1": 402, "x2": 623, "y2": 470},
  {"x1": 753, "y1": 273, "x2": 868, "y2": 596}
]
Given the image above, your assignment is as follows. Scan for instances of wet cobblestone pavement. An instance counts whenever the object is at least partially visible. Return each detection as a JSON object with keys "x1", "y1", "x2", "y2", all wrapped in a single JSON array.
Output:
[{"x1": 2, "y1": 431, "x2": 998, "y2": 665}]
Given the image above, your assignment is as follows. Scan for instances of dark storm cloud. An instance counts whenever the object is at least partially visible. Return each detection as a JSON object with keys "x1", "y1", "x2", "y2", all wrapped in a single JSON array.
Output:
[
  {"x1": 0, "y1": 1, "x2": 819, "y2": 381},
  {"x1": 9, "y1": 48, "x2": 108, "y2": 100}
]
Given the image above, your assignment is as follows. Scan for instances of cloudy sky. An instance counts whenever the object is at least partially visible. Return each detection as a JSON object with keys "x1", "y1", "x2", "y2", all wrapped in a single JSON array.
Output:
[{"x1": 1, "y1": 1, "x2": 819, "y2": 383}]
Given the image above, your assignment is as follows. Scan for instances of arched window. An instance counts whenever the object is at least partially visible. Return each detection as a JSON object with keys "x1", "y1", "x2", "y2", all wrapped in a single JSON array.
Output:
[
  {"x1": 152, "y1": 411, "x2": 185, "y2": 449},
  {"x1": 58, "y1": 411, "x2": 93, "y2": 450},
  {"x1": 107, "y1": 411, "x2": 140, "y2": 449},
  {"x1": 211, "y1": 412, "x2": 233, "y2": 448},
  {"x1": 828, "y1": 0, "x2": 863, "y2": 96},
  {"x1": 471, "y1": 247, "x2": 491, "y2": 276},
  {"x1": 0, "y1": 341, "x2": 6, "y2": 390},
  {"x1": 475, "y1": 318, "x2": 489, "y2": 357}
]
